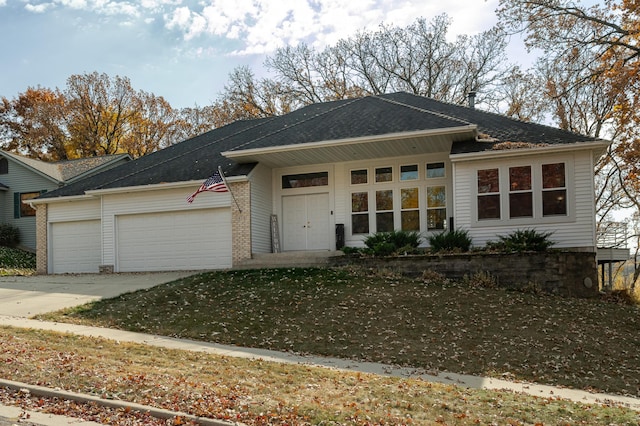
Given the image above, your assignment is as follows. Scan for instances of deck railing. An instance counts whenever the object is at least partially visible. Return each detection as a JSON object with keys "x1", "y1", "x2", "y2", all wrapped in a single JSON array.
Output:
[{"x1": 597, "y1": 221, "x2": 628, "y2": 249}]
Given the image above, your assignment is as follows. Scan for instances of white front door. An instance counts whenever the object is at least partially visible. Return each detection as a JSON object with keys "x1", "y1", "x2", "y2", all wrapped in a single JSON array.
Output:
[{"x1": 282, "y1": 193, "x2": 330, "y2": 251}]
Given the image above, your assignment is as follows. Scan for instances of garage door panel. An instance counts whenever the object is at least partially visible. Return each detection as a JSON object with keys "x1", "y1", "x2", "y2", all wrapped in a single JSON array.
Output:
[
  {"x1": 51, "y1": 220, "x2": 101, "y2": 274},
  {"x1": 116, "y1": 208, "x2": 231, "y2": 272}
]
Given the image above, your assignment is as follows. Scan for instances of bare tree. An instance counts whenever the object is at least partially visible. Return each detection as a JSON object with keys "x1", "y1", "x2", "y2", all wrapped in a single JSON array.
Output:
[
  {"x1": 219, "y1": 15, "x2": 510, "y2": 113},
  {"x1": 497, "y1": 0, "x2": 640, "y2": 288}
]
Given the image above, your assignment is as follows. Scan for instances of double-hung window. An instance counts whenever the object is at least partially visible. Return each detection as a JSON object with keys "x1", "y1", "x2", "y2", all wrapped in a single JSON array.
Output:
[
  {"x1": 477, "y1": 168, "x2": 501, "y2": 220},
  {"x1": 542, "y1": 163, "x2": 567, "y2": 216},
  {"x1": 509, "y1": 166, "x2": 532, "y2": 218},
  {"x1": 476, "y1": 161, "x2": 568, "y2": 223}
]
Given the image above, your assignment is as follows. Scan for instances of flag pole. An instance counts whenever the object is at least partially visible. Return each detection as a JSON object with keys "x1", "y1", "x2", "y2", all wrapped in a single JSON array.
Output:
[{"x1": 218, "y1": 166, "x2": 242, "y2": 213}]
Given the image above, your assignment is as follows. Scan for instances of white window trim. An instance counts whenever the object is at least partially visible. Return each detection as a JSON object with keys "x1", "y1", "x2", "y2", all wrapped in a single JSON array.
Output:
[
  {"x1": 349, "y1": 168, "x2": 369, "y2": 185},
  {"x1": 374, "y1": 165, "x2": 394, "y2": 184},
  {"x1": 472, "y1": 160, "x2": 575, "y2": 227},
  {"x1": 346, "y1": 158, "x2": 451, "y2": 237}
]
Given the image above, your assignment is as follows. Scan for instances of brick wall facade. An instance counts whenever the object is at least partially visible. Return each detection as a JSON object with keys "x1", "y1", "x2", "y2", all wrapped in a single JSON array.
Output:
[
  {"x1": 35, "y1": 204, "x2": 47, "y2": 275},
  {"x1": 231, "y1": 181, "x2": 252, "y2": 265}
]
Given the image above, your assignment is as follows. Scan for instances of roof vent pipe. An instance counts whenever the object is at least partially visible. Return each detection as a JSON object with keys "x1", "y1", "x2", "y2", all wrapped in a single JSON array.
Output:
[{"x1": 468, "y1": 91, "x2": 476, "y2": 109}]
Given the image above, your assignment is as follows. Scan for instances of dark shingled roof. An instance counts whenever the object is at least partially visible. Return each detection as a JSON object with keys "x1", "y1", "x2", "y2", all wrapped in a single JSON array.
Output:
[
  {"x1": 0, "y1": 151, "x2": 130, "y2": 183},
  {"x1": 376, "y1": 92, "x2": 600, "y2": 153},
  {"x1": 39, "y1": 92, "x2": 602, "y2": 200}
]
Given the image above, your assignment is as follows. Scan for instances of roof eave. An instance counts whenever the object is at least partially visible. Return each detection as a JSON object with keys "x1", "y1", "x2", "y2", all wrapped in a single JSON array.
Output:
[
  {"x1": 0, "y1": 150, "x2": 62, "y2": 184},
  {"x1": 83, "y1": 175, "x2": 250, "y2": 196},
  {"x1": 222, "y1": 125, "x2": 478, "y2": 167},
  {"x1": 449, "y1": 139, "x2": 611, "y2": 162},
  {"x1": 30, "y1": 194, "x2": 96, "y2": 205}
]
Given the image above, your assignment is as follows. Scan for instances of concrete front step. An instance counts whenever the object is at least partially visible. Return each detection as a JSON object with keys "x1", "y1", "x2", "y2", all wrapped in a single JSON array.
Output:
[{"x1": 234, "y1": 251, "x2": 343, "y2": 269}]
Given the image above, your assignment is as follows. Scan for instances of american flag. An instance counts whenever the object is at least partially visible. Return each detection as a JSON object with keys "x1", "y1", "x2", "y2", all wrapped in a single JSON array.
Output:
[{"x1": 187, "y1": 171, "x2": 228, "y2": 203}]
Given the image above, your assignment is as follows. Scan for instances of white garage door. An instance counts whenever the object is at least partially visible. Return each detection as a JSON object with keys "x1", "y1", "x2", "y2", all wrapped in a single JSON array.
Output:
[
  {"x1": 116, "y1": 208, "x2": 232, "y2": 272},
  {"x1": 50, "y1": 220, "x2": 101, "y2": 274}
]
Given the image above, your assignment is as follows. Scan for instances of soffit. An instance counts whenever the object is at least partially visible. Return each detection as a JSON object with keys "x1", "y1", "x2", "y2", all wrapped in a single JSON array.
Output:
[{"x1": 223, "y1": 127, "x2": 476, "y2": 168}]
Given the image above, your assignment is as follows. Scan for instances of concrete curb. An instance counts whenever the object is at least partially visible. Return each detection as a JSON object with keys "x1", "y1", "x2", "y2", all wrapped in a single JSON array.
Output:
[{"x1": 0, "y1": 378, "x2": 243, "y2": 426}]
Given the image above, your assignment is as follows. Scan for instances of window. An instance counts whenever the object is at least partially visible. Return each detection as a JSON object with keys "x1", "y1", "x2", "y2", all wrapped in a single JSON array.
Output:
[
  {"x1": 351, "y1": 192, "x2": 369, "y2": 234},
  {"x1": 477, "y1": 169, "x2": 500, "y2": 220},
  {"x1": 0, "y1": 158, "x2": 8, "y2": 174},
  {"x1": 376, "y1": 190, "x2": 394, "y2": 232},
  {"x1": 351, "y1": 169, "x2": 368, "y2": 185},
  {"x1": 427, "y1": 162, "x2": 445, "y2": 178},
  {"x1": 401, "y1": 188, "x2": 420, "y2": 231},
  {"x1": 509, "y1": 166, "x2": 532, "y2": 218},
  {"x1": 15, "y1": 192, "x2": 40, "y2": 218},
  {"x1": 542, "y1": 163, "x2": 567, "y2": 216},
  {"x1": 427, "y1": 186, "x2": 446, "y2": 230},
  {"x1": 400, "y1": 165, "x2": 418, "y2": 181},
  {"x1": 475, "y1": 162, "x2": 569, "y2": 223},
  {"x1": 282, "y1": 172, "x2": 328, "y2": 188},
  {"x1": 375, "y1": 166, "x2": 393, "y2": 183}
]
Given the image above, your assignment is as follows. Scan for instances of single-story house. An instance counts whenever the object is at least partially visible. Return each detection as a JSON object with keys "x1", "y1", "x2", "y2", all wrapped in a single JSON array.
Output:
[
  {"x1": 0, "y1": 150, "x2": 130, "y2": 250},
  {"x1": 30, "y1": 92, "x2": 610, "y2": 274}
]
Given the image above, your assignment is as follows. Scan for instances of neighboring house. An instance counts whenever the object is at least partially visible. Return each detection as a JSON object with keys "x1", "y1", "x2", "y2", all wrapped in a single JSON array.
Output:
[
  {"x1": 0, "y1": 151, "x2": 130, "y2": 250},
  {"x1": 31, "y1": 92, "x2": 610, "y2": 274}
]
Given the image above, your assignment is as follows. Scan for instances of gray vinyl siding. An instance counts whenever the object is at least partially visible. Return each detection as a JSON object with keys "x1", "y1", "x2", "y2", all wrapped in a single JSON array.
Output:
[
  {"x1": 0, "y1": 161, "x2": 58, "y2": 250},
  {"x1": 250, "y1": 164, "x2": 273, "y2": 254},
  {"x1": 452, "y1": 150, "x2": 598, "y2": 251}
]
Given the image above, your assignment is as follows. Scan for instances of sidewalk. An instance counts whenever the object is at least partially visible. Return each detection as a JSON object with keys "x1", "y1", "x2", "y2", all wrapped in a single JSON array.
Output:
[
  {"x1": 1, "y1": 315, "x2": 639, "y2": 414},
  {"x1": 0, "y1": 272, "x2": 639, "y2": 424}
]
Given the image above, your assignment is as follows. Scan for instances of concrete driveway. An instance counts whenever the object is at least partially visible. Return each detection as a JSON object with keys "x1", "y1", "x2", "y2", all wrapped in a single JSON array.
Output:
[{"x1": 0, "y1": 272, "x2": 195, "y2": 318}]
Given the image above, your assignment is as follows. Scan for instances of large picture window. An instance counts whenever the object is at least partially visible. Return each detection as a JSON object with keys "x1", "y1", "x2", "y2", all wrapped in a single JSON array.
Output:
[{"x1": 347, "y1": 159, "x2": 449, "y2": 236}]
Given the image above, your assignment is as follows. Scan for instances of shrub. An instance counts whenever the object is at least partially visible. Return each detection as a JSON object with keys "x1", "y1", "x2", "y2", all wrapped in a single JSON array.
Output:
[
  {"x1": 341, "y1": 246, "x2": 362, "y2": 255},
  {"x1": 428, "y1": 229, "x2": 472, "y2": 252},
  {"x1": 363, "y1": 230, "x2": 422, "y2": 256},
  {"x1": 487, "y1": 229, "x2": 555, "y2": 253},
  {"x1": 0, "y1": 224, "x2": 20, "y2": 247}
]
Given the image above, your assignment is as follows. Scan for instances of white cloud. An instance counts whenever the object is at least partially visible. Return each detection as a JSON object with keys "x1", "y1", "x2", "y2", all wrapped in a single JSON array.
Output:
[
  {"x1": 157, "y1": 0, "x2": 500, "y2": 56},
  {"x1": 55, "y1": 0, "x2": 87, "y2": 9},
  {"x1": 99, "y1": 2, "x2": 139, "y2": 17},
  {"x1": 24, "y1": 2, "x2": 54, "y2": 13}
]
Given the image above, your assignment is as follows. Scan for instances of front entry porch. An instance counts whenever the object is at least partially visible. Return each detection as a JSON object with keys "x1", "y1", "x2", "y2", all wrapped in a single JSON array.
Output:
[{"x1": 234, "y1": 250, "x2": 344, "y2": 269}]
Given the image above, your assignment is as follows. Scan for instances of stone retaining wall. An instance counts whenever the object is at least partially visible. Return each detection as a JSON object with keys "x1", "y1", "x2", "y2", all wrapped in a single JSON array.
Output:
[{"x1": 330, "y1": 251, "x2": 598, "y2": 298}]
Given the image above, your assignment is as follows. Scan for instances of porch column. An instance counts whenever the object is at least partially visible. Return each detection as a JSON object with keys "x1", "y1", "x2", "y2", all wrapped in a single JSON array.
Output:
[
  {"x1": 231, "y1": 181, "x2": 251, "y2": 266},
  {"x1": 35, "y1": 203, "x2": 48, "y2": 275}
]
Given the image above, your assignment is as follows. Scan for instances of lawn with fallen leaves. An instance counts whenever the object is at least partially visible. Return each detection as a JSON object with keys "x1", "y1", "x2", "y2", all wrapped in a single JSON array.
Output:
[
  {"x1": 40, "y1": 267, "x2": 640, "y2": 398},
  {"x1": 1, "y1": 327, "x2": 639, "y2": 425}
]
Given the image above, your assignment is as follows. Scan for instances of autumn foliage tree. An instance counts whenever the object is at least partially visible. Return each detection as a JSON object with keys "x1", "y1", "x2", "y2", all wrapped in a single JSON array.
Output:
[
  {"x1": 498, "y1": 0, "x2": 640, "y2": 287},
  {"x1": 0, "y1": 87, "x2": 68, "y2": 160},
  {"x1": 0, "y1": 72, "x2": 213, "y2": 160}
]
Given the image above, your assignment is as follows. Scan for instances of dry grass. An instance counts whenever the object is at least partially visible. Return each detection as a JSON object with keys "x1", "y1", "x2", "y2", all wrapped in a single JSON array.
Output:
[
  {"x1": 40, "y1": 267, "x2": 640, "y2": 398},
  {"x1": 1, "y1": 327, "x2": 639, "y2": 425}
]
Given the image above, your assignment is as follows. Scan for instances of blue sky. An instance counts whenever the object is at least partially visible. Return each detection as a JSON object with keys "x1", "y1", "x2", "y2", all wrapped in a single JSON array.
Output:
[{"x1": 1, "y1": 0, "x2": 506, "y2": 109}]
